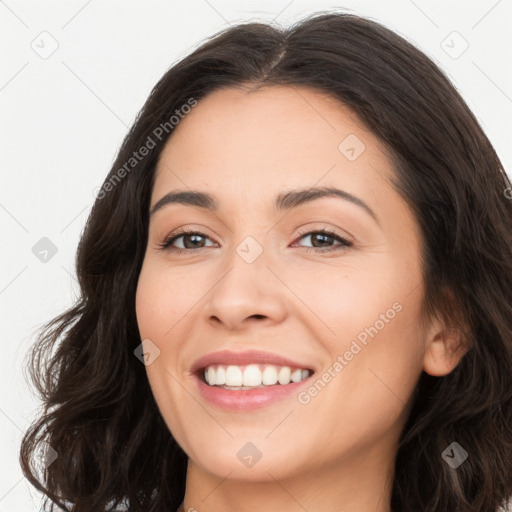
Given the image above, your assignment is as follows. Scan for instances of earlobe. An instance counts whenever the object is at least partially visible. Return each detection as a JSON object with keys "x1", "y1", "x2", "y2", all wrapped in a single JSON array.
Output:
[{"x1": 422, "y1": 328, "x2": 469, "y2": 377}]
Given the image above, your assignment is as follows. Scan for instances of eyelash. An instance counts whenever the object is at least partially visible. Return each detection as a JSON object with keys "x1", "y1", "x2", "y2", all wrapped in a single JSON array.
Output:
[{"x1": 158, "y1": 227, "x2": 353, "y2": 254}]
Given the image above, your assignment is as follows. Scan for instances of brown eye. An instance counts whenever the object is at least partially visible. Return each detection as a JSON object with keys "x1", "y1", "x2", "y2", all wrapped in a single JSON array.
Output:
[
  {"x1": 159, "y1": 230, "x2": 216, "y2": 252},
  {"x1": 294, "y1": 229, "x2": 352, "y2": 253}
]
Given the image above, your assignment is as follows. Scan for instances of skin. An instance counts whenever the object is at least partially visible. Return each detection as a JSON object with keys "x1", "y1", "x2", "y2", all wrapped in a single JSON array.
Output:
[{"x1": 135, "y1": 85, "x2": 467, "y2": 512}]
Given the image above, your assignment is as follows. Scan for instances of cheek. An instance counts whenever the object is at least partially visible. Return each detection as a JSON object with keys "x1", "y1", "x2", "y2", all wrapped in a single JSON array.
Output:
[
  {"x1": 329, "y1": 293, "x2": 424, "y2": 417},
  {"x1": 135, "y1": 260, "x2": 195, "y2": 339},
  {"x1": 296, "y1": 298, "x2": 425, "y2": 462},
  {"x1": 304, "y1": 259, "x2": 425, "y2": 421},
  {"x1": 136, "y1": 276, "x2": 163, "y2": 342},
  {"x1": 291, "y1": 260, "x2": 402, "y2": 343},
  {"x1": 134, "y1": 261, "x2": 195, "y2": 442}
]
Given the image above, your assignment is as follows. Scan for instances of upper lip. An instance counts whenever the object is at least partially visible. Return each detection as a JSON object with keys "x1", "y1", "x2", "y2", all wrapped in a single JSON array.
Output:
[{"x1": 191, "y1": 349, "x2": 315, "y2": 373}]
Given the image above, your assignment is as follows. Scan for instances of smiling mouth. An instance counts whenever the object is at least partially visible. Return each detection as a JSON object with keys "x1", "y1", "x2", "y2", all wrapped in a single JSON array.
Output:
[{"x1": 197, "y1": 363, "x2": 314, "y2": 389}]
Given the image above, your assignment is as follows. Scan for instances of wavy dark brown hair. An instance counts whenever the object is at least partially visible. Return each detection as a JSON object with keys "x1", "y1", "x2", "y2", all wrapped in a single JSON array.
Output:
[{"x1": 20, "y1": 10, "x2": 512, "y2": 512}]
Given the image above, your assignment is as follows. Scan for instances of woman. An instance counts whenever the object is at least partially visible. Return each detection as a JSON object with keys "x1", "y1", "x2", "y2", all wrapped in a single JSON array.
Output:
[{"x1": 20, "y1": 11, "x2": 512, "y2": 512}]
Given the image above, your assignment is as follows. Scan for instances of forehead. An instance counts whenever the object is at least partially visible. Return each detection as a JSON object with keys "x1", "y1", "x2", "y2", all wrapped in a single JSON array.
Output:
[{"x1": 152, "y1": 85, "x2": 396, "y2": 217}]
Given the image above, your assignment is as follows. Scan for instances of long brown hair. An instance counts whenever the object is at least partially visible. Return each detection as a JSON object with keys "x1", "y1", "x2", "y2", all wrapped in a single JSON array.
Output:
[{"x1": 20, "y1": 11, "x2": 512, "y2": 511}]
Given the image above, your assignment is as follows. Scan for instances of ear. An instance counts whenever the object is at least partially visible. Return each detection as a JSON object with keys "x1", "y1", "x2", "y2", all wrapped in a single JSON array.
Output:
[
  {"x1": 423, "y1": 331, "x2": 467, "y2": 377},
  {"x1": 422, "y1": 325, "x2": 469, "y2": 376},
  {"x1": 422, "y1": 287, "x2": 471, "y2": 376}
]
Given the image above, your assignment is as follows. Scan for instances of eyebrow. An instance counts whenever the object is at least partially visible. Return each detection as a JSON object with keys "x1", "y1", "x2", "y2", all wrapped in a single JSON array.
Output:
[{"x1": 150, "y1": 186, "x2": 378, "y2": 223}]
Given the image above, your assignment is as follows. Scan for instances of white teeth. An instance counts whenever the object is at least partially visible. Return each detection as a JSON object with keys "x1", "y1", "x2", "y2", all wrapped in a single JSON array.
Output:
[
  {"x1": 215, "y1": 366, "x2": 226, "y2": 385},
  {"x1": 291, "y1": 369, "x2": 302, "y2": 383},
  {"x1": 262, "y1": 366, "x2": 278, "y2": 385},
  {"x1": 278, "y1": 366, "x2": 291, "y2": 385},
  {"x1": 243, "y1": 365, "x2": 262, "y2": 387},
  {"x1": 207, "y1": 367, "x2": 216, "y2": 386},
  {"x1": 203, "y1": 364, "x2": 312, "y2": 387},
  {"x1": 225, "y1": 365, "x2": 243, "y2": 386},
  {"x1": 205, "y1": 366, "x2": 226, "y2": 386}
]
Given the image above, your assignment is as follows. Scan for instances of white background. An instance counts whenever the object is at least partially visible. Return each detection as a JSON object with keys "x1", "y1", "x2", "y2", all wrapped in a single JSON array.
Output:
[{"x1": 1, "y1": 0, "x2": 511, "y2": 510}]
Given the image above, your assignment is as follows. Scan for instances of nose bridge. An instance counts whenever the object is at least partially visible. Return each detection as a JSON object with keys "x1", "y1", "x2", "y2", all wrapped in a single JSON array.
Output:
[
  {"x1": 203, "y1": 231, "x2": 287, "y2": 329},
  {"x1": 216, "y1": 232, "x2": 271, "y2": 303}
]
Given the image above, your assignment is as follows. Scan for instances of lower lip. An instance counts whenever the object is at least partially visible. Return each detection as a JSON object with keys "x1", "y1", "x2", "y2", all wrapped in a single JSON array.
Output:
[{"x1": 195, "y1": 374, "x2": 313, "y2": 411}]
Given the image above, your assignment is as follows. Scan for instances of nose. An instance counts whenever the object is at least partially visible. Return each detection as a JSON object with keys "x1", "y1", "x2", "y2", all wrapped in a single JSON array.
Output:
[{"x1": 203, "y1": 249, "x2": 288, "y2": 332}]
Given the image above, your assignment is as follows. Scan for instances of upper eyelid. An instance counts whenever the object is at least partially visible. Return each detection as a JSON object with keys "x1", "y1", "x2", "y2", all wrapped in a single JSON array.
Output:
[{"x1": 294, "y1": 226, "x2": 352, "y2": 241}]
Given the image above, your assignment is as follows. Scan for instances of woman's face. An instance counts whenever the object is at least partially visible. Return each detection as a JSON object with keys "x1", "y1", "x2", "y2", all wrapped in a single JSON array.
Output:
[{"x1": 135, "y1": 85, "x2": 436, "y2": 483}]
